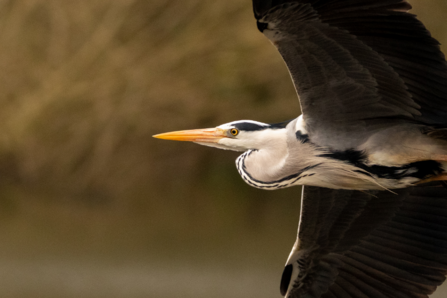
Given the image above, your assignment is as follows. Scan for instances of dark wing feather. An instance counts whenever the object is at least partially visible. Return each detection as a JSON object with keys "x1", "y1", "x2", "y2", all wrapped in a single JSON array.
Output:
[
  {"x1": 285, "y1": 183, "x2": 447, "y2": 298},
  {"x1": 253, "y1": 0, "x2": 447, "y2": 150}
]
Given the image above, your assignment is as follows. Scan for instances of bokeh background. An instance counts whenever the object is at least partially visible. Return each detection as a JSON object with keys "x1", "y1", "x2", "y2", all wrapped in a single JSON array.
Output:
[{"x1": 0, "y1": 0, "x2": 447, "y2": 297}]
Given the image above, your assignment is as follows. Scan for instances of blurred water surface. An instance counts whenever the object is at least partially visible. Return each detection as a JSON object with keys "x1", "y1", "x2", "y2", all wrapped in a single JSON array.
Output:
[{"x1": 0, "y1": 0, "x2": 447, "y2": 297}]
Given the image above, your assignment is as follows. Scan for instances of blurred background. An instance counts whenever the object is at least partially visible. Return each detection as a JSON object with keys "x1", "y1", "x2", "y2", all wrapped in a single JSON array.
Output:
[{"x1": 0, "y1": 0, "x2": 446, "y2": 297}]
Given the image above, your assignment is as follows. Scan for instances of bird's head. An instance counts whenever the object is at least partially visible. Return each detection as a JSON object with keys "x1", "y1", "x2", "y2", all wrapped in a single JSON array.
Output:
[{"x1": 153, "y1": 120, "x2": 290, "y2": 152}]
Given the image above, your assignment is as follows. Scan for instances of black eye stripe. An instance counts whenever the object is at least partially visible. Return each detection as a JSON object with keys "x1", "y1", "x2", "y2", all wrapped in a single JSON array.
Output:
[
  {"x1": 233, "y1": 122, "x2": 267, "y2": 131},
  {"x1": 232, "y1": 120, "x2": 291, "y2": 131}
]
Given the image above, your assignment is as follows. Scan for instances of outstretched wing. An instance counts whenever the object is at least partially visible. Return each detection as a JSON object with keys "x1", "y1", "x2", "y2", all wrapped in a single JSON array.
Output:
[
  {"x1": 253, "y1": 0, "x2": 447, "y2": 150},
  {"x1": 281, "y1": 183, "x2": 447, "y2": 298}
]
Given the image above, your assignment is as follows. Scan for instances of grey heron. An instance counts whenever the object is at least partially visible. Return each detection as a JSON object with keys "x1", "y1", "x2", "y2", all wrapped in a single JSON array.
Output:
[
  {"x1": 154, "y1": 0, "x2": 447, "y2": 297},
  {"x1": 154, "y1": 0, "x2": 447, "y2": 191}
]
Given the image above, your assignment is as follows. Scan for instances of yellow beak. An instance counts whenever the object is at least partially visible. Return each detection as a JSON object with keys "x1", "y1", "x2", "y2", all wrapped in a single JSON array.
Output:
[{"x1": 153, "y1": 128, "x2": 227, "y2": 143}]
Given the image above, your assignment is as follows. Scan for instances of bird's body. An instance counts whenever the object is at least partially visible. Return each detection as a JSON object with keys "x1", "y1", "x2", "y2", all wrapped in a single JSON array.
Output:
[
  {"x1": 158, "y1": 115, "x2": 447, "y2": 190},
  {"x1": 235, "y1": 116, "x2": 447, "y2": 190}
]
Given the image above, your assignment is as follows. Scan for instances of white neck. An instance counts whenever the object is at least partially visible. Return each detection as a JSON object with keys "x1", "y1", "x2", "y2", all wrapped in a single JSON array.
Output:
[{"x1": 236, "y1": 129, "x2": 289, "y2": 184}]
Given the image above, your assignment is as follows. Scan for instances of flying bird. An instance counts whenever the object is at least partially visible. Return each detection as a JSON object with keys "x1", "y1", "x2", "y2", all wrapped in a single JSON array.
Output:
[
  {"x1": 155, "y1": 0, "x2": 447, "y2": 191},
  {"x1": 154, "y1": 0, "x2": 447, "y2": 297}
]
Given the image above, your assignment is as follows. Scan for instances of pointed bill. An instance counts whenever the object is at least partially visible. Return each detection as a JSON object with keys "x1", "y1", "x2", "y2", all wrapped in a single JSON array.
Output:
[{"x1": 153, "y1": 128, "x2": 227, "y2": 143}]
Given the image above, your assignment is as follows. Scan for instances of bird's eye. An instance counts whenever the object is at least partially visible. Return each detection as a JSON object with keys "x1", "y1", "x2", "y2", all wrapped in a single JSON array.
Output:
[{"x1": 230, "y1": 128, "x2": 239, "y2": 136}]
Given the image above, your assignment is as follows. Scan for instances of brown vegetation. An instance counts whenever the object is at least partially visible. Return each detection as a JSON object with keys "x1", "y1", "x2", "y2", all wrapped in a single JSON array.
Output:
[{"x1": 0, "y1": 0, "x2": 304, "y2": 242}]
